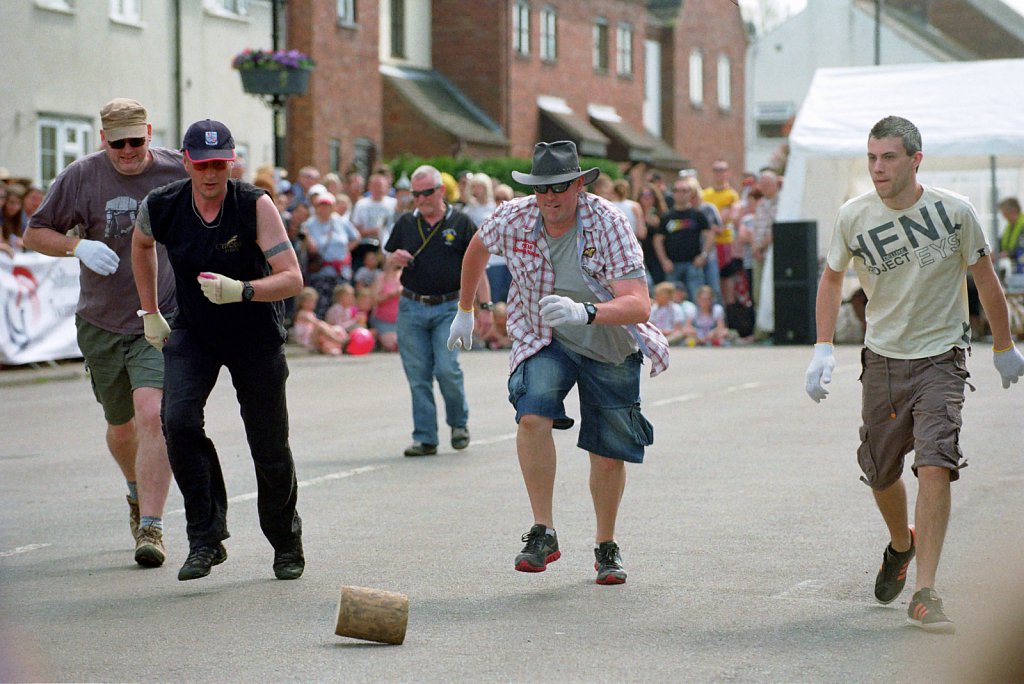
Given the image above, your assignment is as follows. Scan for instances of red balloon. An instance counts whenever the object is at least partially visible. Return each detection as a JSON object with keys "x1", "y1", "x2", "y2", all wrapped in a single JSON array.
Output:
[{"x1": 346, "y1": 327, "x2": 375, "y2": 355}]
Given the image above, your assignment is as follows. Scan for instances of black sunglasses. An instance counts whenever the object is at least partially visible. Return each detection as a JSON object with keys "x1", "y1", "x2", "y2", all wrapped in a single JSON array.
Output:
[
  {"x1": 411, "y1": 186, "x2": 441, "y2": 198},
  {"x1": 533, "y1": 181, "x2": 572, "y2": 194},
  {"x1": 108, "y1": 137, "x2": 147, "y2": 149}
]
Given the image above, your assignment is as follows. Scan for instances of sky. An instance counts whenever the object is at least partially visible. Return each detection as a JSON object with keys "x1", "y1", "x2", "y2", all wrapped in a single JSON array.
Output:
[{"x1": 739, "y1": 0, "x2": 1024, "y2": 33}]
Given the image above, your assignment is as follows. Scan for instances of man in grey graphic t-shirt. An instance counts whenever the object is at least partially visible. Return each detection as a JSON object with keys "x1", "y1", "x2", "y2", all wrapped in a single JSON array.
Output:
[{"x1": 24, "y1": 98, "x2": 186, "y2": 569}]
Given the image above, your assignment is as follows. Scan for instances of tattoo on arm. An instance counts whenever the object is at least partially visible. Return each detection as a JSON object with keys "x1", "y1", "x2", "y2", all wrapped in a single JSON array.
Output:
[
  {"x1": 135, "y1": 199, "x2": 153, "y2": 237},
  {"x1": 263, "y1": 240, "x2": 291, "y2": 259}
]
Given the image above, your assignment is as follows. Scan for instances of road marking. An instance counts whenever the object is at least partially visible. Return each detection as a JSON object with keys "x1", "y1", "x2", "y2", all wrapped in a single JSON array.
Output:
[
  {"x1": 649, "y1": 382, "x2": 764, "y2": 408},
  {"x1": 0, "y1": 543, "x2": 52, "y2": 558},
  {"x1": 297, "y1": 464, "x2": 388, "y2": 489},
  {"x1": 725, "y1": 381, "x2": 764, "y2": 393},
  {"x1": 469, "y1": 432, "x2": 517, "y2": 446},
  {"x1": 649, "y1": 393, "x2": 702, "y2": 407},
  {"x1": 166, "y1": 464, "x2": 389, "y2": 515},
  {"x1": 772, "y1": 579, "x2": 828, "y2": 600}
]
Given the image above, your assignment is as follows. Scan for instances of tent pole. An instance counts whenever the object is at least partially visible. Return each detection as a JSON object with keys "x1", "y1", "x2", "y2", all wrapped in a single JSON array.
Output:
[{"x1": 990, "y1": 155, "x2": 999, "y2": 249}]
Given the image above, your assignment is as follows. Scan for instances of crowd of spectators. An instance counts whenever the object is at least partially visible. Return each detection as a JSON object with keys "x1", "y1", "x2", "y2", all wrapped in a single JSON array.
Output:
[
  {"x1": 1, "y1": 157, "x2": 781, "y2": 354},
  {"x1": 8, "y1": 147, "x2": 1024, "y2": 364}
]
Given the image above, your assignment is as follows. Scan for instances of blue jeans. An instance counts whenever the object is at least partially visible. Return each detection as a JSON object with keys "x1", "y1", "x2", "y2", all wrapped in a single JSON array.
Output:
[
  {"x1": 396, "y1": 298, "x2": 468, "y2": 445},
  {"x1": 672, "y1": 252, "x2": 723, "y2": 303},
  {"x1": 162, "y1": 329, "x2": 301, "y2": 551},
  {"x1": 486, "y1": 263, "x2": 512, "y2": 303}
]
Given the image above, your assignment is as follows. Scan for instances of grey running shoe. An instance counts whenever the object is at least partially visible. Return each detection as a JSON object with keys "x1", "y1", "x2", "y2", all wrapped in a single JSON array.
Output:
[
  {"x1": 515, "y1": 524, "x2": 560, "y2": 572},
  {"x1": 875, "y1": 526, "x2": 915, "y2": 604},
  {"x1": 134, "y1": 526, "x2": 166, "y2": 568},
  {"x1": 177, "y1": 543, "x2": 228, "y2": 581},
  {"x1": 907, "y1": 588, "x2": 955, "y2": 634},
  {"x1": 403, "y1": 442, "x2": 438, "y2": 457},
  {"x1": 594, "y1": 541, "x2": 627, "y2": 585},
  {"x1": 127, "y1": 495, "x2": 140, "y2": 542},
  {"x1": 451, "y1": 426, "x2": 470, "y2": 450}
]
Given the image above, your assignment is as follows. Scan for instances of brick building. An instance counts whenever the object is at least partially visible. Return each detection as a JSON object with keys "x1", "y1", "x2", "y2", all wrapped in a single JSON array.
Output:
[{"x1": 287, "y1": 0, "x2": 748, "y2": 182}]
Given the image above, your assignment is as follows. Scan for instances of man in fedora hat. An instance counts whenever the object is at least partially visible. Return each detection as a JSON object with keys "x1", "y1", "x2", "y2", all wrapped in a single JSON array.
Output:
[
  {"x1": 448, "y1": 141, "x2": 669, "y2": 585},
  {"x1": 24, "y1": 98, "x2": 185, "y2": 569}
]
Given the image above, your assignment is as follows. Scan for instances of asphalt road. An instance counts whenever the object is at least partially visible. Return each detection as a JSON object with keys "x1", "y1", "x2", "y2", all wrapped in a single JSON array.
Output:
[{"x1": 2, "y1": 344, "x2": 1023, "y2": 682}]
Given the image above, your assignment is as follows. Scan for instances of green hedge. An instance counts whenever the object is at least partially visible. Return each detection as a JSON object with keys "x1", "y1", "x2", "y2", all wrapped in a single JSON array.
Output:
[{"x1": 383, "y1": 154, "x2": 622, "y2": 192}]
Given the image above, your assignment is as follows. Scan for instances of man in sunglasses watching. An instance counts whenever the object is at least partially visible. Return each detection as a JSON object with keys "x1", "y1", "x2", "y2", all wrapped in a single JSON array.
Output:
[
  {"x1": 24, "y1": 98, "x2": 185, "y2": 569},
  {"x1": 448, "y1": 141, "x2": 669, "y2": 585},
  {"x1": 385, "y1": 165, "x2": 492, "y2": 457}
]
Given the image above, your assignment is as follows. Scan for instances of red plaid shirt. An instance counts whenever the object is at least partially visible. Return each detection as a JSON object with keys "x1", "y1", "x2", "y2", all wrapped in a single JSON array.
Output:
[{"x1": 478, "y1": 193, "x2": 669, "y2": 377}]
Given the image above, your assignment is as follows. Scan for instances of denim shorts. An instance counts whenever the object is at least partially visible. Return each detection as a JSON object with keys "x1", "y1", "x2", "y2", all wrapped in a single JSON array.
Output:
[
  {"x1": 76, "y1": 315, "x2": 164, "y2": 425},
  {"x1": 507, "y1": 339, "x2": 654, "y2": 463}
]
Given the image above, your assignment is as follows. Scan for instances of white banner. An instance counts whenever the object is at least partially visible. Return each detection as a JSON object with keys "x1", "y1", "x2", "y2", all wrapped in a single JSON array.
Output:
[{"x1": 0, "y1": 251, "x2": 81, "y2": 365}]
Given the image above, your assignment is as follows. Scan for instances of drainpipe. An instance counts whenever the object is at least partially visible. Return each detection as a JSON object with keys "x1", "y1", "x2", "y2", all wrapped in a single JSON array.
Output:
[{"x1": 174, "y1": 0, "x2": 183, "y2": 143}]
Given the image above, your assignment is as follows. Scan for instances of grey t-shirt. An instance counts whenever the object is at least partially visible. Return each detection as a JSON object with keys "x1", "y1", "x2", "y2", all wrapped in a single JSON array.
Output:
[
  {"x1": 29, "y1": 147, "x2": 185, "y2": 334},
  {"x1": 547, "y1": 223, "x2": 641, "y2": 364}
]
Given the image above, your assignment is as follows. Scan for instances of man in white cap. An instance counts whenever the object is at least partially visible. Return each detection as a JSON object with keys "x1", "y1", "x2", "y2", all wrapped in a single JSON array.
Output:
[
  {"x1": 23, "y1": 98, "x2": 185, "y2": 569},
  {"x1": 132, "y1": 119, "x2": 305, "y2": 582},
  {"x1": 448, "y1": 141, "x2": 669, "y2": 585}
]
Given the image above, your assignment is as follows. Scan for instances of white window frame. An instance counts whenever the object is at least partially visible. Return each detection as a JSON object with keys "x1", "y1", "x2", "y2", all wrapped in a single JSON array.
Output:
[
  {"x1": 539, "y1": 6, "x2": 557, "y2": 62},
  {"x1": 110, "y1": 0, "x2": 142, "y2": 25},
  {"x1": 717, "y1": 54, "x2": 731, "y2": 111},
  {"x1": 616, "y1": 23, "x2": 633, "y2": 76},
  {"x1": 35, "y1": 0, "x2": 75, "y2": 13},
  {"x1": 337, "y1": 0, "x2": 356, "y2": 25},
  {"x1": 513, "y1": 1, "x2": 530, "y2": 57},
  {"x1": 689, "y1": 49, "x2": 704, "y2": 107},
  {"x1": 204, "y1": 0, "x2": 248, "y2": 19},
  {"x1": 38, "y1": 116, "x2": 93, "y2": 188},
  {"x1": 593, "y1": 17, "x2": 609, "y2": 72}
]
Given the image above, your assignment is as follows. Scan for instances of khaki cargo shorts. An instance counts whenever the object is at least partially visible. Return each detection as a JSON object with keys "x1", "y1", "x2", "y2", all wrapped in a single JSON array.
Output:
[
  {"x1": 76, "y1": 316, "x2": 164, "y2": 426},
  {"x1": 856, "y1": 347, "x2": 969, "y2": 490}
]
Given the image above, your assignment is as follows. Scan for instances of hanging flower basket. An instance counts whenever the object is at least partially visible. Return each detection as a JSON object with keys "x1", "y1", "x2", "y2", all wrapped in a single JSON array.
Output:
[{"x1": 232, "y1": 49, "x2": 314, "y2": 96}]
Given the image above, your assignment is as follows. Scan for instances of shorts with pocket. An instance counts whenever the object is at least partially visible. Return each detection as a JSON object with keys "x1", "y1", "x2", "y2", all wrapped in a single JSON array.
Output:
[
  {"x1": 76, "y1": 315, "x2": 165, "y2": 425},
  {"x1": 856, "y1": 347, "x2": 969, "y2": 490},
  {"x1": 507, "y1": 339, "x2": 654, "y2": 463}
]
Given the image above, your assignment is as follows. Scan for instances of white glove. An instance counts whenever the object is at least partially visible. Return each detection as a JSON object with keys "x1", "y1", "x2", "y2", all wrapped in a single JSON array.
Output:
[
  {"x1": 539, "y1": 294, "x2": 588, "y2": 327},
  {"x1": 140, "y1": 311, "x2": 170, "y2": 352},
  {"x1": 993, "y1": 344, "x2": 1024, "y2": 389},
  {"x1": 805, "y1": 343, "x2": 836, "y2": 403},
  {"x1": 73, "y1": 239, "x2": 119, "y2": 276},
  {"x1": 197, "y1": 272, "x2": 243, "y2": 304},
  {"x1": 447, "y1": 307, "x2": 474, "y2": 350}
]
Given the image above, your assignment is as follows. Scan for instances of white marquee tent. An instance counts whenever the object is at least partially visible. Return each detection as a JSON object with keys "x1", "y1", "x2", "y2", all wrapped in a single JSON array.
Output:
[{"x1": 776, "y1": 59, "x2": 1024, "y2": 256}]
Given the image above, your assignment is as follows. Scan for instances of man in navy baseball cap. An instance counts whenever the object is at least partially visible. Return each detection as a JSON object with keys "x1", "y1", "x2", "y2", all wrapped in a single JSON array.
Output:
[{"x1": 181, "y1": 119, "x2": 236, "y2": 163}]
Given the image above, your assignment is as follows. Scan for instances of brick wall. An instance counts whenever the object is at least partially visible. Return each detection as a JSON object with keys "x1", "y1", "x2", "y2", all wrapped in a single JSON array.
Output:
[
  {"x1": 432, "y1": 0, "x2": 509, "y2": 131},
  {"x1": 287, "y1": 0, "x2": 383, "y2": 176},
  {"x1": 668, "y1": 0, "x2": 748, "y2": 181},
  {"x1": 504, "y1": 0, "x2": 648, "y2": 159}
]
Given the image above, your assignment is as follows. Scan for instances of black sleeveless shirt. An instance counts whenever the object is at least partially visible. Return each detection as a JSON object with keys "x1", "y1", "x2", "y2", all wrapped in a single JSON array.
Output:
[{"x1": 147, "y1": 179, "x2": 286, "y2": 350}]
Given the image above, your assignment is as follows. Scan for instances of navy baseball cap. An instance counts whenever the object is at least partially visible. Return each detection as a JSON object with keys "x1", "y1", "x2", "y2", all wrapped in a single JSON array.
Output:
[{"x1": 182, "y1": 119, "x2": 236, "y2": 162}]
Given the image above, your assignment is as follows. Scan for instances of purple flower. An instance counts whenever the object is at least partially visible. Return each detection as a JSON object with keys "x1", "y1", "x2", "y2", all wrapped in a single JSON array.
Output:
[{"x1": 232, "y1": 48, "x2": 315, "y2": 71}]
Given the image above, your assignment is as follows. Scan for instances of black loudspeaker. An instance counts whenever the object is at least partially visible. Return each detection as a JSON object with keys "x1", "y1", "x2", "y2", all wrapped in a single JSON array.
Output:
[{"x1": 772, "y1": 221, "x2": 818, "y2": 345}]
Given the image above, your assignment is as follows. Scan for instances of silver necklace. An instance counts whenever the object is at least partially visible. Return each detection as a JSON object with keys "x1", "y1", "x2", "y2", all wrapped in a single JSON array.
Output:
[{"x1": 192, "y1": 194, "x2": 223, "y2": 229}]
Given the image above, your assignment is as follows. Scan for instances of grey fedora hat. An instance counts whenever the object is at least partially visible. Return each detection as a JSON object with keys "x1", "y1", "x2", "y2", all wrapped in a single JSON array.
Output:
[{"x1": 511, "y1": 141, "x2": 601, "y2": 186}]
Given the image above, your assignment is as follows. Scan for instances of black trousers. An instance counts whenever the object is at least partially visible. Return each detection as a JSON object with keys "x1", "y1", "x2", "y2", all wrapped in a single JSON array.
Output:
[{"x1": 162, "y1": 328, "x2": 301, "y2": 552}]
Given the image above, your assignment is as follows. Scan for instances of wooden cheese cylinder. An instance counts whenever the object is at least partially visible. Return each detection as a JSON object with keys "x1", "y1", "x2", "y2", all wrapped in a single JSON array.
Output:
[{"x1": 335, "y1": 585, "x2": 409, "y2": 645}]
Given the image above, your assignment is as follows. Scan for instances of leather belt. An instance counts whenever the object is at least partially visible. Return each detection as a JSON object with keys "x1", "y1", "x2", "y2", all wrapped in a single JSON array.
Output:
[{"x1": 401, "y1": 288, "x2": 460, "y2": 305}]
